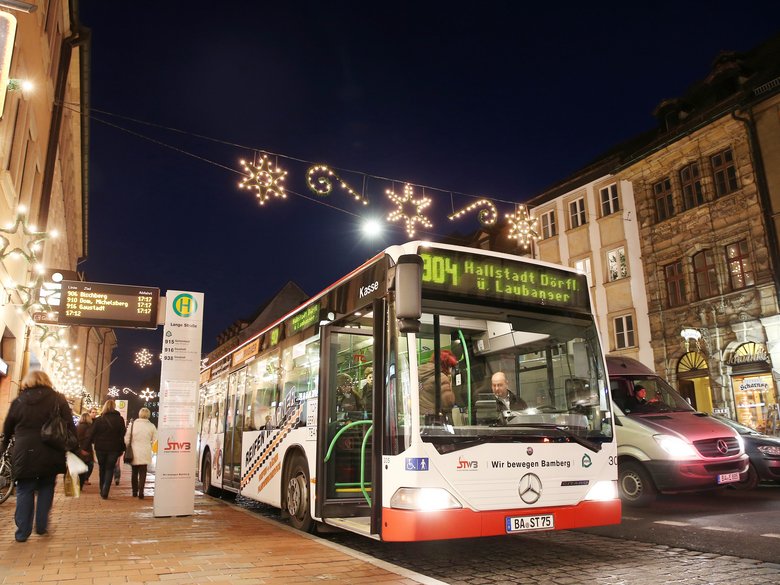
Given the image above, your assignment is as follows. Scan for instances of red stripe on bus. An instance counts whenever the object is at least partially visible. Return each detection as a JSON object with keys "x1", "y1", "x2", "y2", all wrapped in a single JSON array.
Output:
[{"x1": 380, "y1": 500, "x2": 621, "y2": 542}]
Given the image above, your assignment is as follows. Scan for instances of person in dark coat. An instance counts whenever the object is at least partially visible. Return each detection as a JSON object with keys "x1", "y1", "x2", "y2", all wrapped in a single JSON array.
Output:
[
  {"x1": 75, "y1": 412, "x2": 94, "y2": 489},
  {"x1": 0, "y1": 370, "x2": 75, "y2": 542},
  {"x1": 87, "y1": 399, "x2": 126, "y2": 499}
]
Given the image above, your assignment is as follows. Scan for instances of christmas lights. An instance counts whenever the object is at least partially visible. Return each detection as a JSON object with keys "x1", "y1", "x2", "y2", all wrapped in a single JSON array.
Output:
[
  {"x1": 506, "y1": 205, "x2": 540, "y2": 249},
  {"x1": 386, "y1": 183, "x2": 433, "y2": 237},
  {"x1": 448, "y1": 198, "x2": 498, "y2": 226},
  {"x1": 306, "y1": 164, "x2": 368, "y2": 205},
  {"x1": 134, "y1": 348, "x2": 153, "y2": 368},
  {"x1": 0, "y1": 206, "x2": 57, "y2": 264},
  {"x1": 238, "y1": 154, "x2": 288, "y2": 205}
]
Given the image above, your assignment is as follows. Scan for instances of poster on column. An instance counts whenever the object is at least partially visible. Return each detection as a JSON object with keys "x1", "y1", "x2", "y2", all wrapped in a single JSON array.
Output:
[{"x1": 153, "y1": 290, "x2": 204, "y2": 518}]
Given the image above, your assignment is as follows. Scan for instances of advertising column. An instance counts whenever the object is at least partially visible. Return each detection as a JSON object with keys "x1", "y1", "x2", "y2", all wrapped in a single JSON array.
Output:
[{"x1": 153, "y1": 291, "x2": 204, "y2": 517}]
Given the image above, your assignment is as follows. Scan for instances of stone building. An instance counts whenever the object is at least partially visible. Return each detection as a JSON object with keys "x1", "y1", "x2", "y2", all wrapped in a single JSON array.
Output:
[
  {"x1": 522, "y1": 33, "x2": 780, "y2": 430},
  {"x1": 0, "y1": 1, "x2": 114, "y2": 420}
]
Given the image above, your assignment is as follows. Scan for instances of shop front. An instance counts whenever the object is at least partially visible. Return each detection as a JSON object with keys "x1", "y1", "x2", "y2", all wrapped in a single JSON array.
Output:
[{"x1": 729, "y1": 342, "x2": 779, "y2": 433}]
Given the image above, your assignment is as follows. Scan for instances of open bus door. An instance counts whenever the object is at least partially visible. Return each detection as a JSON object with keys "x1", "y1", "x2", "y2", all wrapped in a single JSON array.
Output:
[{"x1": 315, "y1": 299, "x2": 385, "y2": 537}]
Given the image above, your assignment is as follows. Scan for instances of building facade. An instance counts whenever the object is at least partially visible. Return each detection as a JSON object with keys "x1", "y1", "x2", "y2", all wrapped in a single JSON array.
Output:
[
  {"x1": 524, "y1": 34, "x2": 780, "y2": 431},
  {"x1": 0, "y1": 1, "x2": 114, "y2": 422}
]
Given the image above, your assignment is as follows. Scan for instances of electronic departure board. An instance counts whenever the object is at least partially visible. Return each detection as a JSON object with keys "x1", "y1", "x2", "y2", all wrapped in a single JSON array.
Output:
[
  {"x1": 419, "y1": 249, "x2": 590, "y2": 311},
  {"x1": 57, "y1": 281, "x2": 160, "y2": 329}
]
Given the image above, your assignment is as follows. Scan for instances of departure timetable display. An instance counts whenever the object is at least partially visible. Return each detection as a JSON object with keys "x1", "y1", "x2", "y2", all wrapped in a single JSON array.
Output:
[{"x1": 57, "y1": 280, "x2": 160, "y2": 329}]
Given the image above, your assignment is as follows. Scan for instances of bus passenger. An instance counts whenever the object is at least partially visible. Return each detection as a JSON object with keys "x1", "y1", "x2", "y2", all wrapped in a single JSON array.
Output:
[
  {"x1": 491, "y1": 372, "x2": 528, "y2": 411},
  {"x1": 419, "y1": 350, "x2": 457, "y2": 416},
  {"x1": 336, "y1": 374, "x2": 363, "y2": 412}
]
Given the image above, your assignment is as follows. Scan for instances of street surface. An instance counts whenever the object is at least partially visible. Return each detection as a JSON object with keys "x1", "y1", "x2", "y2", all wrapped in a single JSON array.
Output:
[{"x1": 235, "y1": 486, "x2": 780, "y2": 585}]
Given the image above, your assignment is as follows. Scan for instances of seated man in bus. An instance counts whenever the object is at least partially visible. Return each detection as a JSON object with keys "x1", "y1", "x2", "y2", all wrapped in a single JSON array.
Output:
[
  {"x1": 491, "y1": 372, "x2": 528, "y2": 412},
  {"x1": 419, "y1": 350, "x2": 457, "y2": 418}
]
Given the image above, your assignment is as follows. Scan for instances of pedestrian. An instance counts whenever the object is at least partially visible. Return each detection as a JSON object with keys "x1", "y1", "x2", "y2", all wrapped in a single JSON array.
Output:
[
  {"x1": 87, "y1": 399, "x2": 126, "y2": 499},
  {"x1": 75, "y1": 411, "x2": 94, "y2": 489},
  {"x1": 0, "y1": 370, "x2": 76, "y2": 542},
  {"x1": 125, "y1": 407, "x2": 158, "y2": 499}
]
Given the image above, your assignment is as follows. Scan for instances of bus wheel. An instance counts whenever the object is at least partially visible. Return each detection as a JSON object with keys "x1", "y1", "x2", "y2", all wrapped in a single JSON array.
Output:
[
  {"x1": 202, "y1": 453, "x2": 220, "y2": 497},
  {"x1": 618, "y1": 461, "x2": 656, "y2": 507},
  {"x1": 285, "y1": 455, "x2": 313, "y2": 533}
]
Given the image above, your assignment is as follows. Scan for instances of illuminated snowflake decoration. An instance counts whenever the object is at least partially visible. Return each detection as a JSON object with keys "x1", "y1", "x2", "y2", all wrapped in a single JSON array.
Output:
[
  {"x1": 506, "y1": 205, "x2": 540, "y2": 249},
  {"x1": 107, "y1": 386, "x2": 120, "y2": 398},
  {"x1": 386, "y1": 183, "x2": 433, "y2": 237},
  {"x1": 134, "y1": 348, "x2": 153, "y2": 368},
  {"x1": 238, "y1": 154, "x2": 288, "y2": 206},
  {"x1": 140, "y1": 388, "x2": 157, "y2": 401},
  {"x1": 0, "y1": 206, "x2": 57, "y2": 264}
]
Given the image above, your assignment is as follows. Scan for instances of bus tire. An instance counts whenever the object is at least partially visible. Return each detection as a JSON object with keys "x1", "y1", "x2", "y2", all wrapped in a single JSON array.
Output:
[
  {"x1": 285, "y1": 455, "x2": 314, "y2": 533},
  {"x1": 618, "y1": 460, "x2": 657, "y2": 507},
  {"x1": 202, "y1": 452, "x2": 221, "y2": 497}
]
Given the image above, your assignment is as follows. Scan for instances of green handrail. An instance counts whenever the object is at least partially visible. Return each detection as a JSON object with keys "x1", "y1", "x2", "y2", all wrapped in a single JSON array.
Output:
[
  {"x1": 359, "y1": 425, "x2": 374, "y2": 506},
  {"x1": 324, "y1": 419, "x2": 372, "y2": 462},
  {"x1": 458, "y1": 329, "x2": 472, "y2": 422}
]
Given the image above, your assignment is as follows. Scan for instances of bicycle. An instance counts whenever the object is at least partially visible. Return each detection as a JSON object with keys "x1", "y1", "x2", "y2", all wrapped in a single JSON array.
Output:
[{"x1": 0, "y1": 435, "x2": 14, "y2": 504}]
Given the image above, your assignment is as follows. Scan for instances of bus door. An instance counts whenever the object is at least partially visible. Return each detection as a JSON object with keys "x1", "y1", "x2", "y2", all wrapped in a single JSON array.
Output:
[
  {"x1": 222, "y1": 368, "x2": 246, "y2": 489},
  {"x1": 316, "y1": 325, "x2": 379, "y2": 527}
]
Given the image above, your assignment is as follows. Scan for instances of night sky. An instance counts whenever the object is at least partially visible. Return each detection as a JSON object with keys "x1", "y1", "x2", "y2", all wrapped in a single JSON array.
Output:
[{"x1": 76, "y1": 2, "x2": 780, "y2": 390}]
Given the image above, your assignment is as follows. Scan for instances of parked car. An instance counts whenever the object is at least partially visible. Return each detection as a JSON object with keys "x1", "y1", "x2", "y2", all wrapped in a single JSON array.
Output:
[
  {"x1": 713, "y1": 415, "x2": 780, "y2": 490},
  {"x1": 607, "y1": 355, "x2": 748, "y2": 506}
]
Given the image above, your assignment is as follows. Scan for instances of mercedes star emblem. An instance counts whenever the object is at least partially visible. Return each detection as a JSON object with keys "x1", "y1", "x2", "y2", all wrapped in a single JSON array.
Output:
[{"x1": 518, "y1": 473, "x2": 542, "y2": 504}]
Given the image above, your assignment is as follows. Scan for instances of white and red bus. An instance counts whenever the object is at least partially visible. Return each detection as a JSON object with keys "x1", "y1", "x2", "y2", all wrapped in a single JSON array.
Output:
[{"x1": 197, "y1": 241, "x2": 621, "y2": 541}]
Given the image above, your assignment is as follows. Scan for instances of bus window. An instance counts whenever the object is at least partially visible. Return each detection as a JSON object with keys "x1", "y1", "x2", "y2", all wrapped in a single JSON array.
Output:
[
  {"x1": 247, "y1": 354, "x2": 279, "y2": 429},
  {"x1": 280, "y1": 336, "x2": 321, "y2": 419}
]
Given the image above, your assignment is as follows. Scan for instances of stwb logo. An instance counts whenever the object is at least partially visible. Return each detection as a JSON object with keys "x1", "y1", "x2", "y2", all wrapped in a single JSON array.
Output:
[
  {"x1": 163, "y1": 439, "x2": 192, "y2": 452},
  {"x1": 457, "y1": 456, "x2": 478, "y2": 470}
]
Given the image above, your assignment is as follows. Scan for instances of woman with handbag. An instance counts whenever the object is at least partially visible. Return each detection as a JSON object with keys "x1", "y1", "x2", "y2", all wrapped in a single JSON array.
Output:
[
  {"x1": 86, "y1": 399, "x2": 126, "y2": 499},
  {"x1": 124, "y1": 408, "x2": 158, "y2": 499},
  {"x1": 0, "y1": 370, "x2": 75, "y2": 542}
]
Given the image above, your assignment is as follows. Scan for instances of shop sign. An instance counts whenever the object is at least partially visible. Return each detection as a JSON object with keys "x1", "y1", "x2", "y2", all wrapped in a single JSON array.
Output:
[
  {"x1": 728, "y1": 348, "x2": 769, "y2": 365},
  {"x1": 738, "y1": 377, "x2": 770, "y2": 394}
]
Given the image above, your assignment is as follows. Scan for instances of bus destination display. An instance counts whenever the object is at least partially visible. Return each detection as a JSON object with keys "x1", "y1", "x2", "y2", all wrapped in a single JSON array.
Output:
[
  {"x1": 58, "y1": 281, "x2": 160, "y2": 329},
  {"x1": 419, "y1": 250, "x2": 589, "y2": 311}
]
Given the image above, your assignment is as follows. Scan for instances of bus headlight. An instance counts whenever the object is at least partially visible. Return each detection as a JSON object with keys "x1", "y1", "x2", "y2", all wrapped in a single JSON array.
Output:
[
  {"x1": 390, "y1": 487, "x2": 462, "y2": 511},
  {"x1": 584, "y1": 480, "x2": 618, "y2": 501},
  {"x1": 654, "y1": 434, "x2": 697, "y2": 458}
]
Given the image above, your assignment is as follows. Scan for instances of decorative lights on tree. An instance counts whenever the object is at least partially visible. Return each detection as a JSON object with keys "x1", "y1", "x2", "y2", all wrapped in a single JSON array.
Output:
[
  {"x1": 386, "y1": 183, "x2": 433, "y2": 237},
  {"x1": 134, "y1": 348, "x2": 153, "y2": 368},
  {"x1": 306, "y1": 164, "x2": 368, "y2": 205},
  {"x1": 506, "y1": 205, "x2": 539, "y2": 249},
  {"x1": 447, "y1": 198, "x2": 498, "y2": 226},
  {"x1": 238, "y1": 154, "x2": 287, "y2": 206}
]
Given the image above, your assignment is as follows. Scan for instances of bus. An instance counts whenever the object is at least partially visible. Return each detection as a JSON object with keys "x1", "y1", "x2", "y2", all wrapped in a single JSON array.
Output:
[{"x1": 197, "y1": 241, "x2": 621, "y2": 541}]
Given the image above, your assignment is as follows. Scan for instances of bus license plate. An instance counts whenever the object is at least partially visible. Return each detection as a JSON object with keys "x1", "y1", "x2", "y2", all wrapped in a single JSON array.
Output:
[
  {"x1": 717, "y1": 472, "x2": 740, "y2": 484},
  {"x1": 506, "y1": 514, "x2": 554, "y2": 533}
]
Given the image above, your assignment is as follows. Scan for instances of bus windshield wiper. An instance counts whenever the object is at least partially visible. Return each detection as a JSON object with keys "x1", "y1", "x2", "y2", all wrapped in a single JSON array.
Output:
[{"x1": 501, "y1": 422, "x2": 602, "y2": 453}]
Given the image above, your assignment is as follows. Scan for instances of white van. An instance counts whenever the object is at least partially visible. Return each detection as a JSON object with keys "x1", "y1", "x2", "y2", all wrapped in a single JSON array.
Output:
[{"x1": 607, "y1": 355, "x2": 748, "y2": 506}]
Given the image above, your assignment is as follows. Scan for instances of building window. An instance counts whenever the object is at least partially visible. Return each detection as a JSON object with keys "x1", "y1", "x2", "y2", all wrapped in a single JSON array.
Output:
[
  {"x1": 600, "y1": 184, "x2": 620, "y2": 216},
  {"x1": 540, "y1": 210, "x2": 557, "y2": 239},
  {"x1": 606, "y1": 246, "x2": 627, "y2": 282},
  {"x1": 693, "y1": 249, "x2": 719, "y2": 299},
  {"x1": 569, "y1": 198, "x2": 586, "y2": 229},
  {"x1": 726, "y1": 240, "x2": 754, "y2": 290},
  {"x1": 653, "y1": 177, "x2": 675, "y2": 221},
  {"x1": 665, "y1": 260, "x2": 686, "y2": 307},
  {"x1": 680, "y1": 162, "x2": 705, "y2": 210},
  {"x1": 614, "y1": 315, "x2": 635, "y2": 349},
  {"x1": 574, "y1": 257, "x2": 592, "y2": 288},
  {"x1": 711, "y1": 148, "x2": 738, "y2": 196}
]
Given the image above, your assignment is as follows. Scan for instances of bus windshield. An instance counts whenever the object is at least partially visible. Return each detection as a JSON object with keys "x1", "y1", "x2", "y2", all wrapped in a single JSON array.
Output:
[{"x1": 413, "y1": 306, "x2": 612, "y2": 450}]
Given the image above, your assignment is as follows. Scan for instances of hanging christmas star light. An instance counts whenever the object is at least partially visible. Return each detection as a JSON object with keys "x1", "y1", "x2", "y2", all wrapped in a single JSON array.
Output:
[
  {"x1": 305, "y1": 164, "x2": 368, "y2": 205},
  {"x1": 386, "y1": 183, "x2": 433, "y2": 237},
  {"x1": 448, "y1": 198, "x2": 498, "y2": 226},
  {"x1": 506, "y1": 205, "x2": 540, "y2": 249},
  {"x1": 238, "y1": 154, "x2": 287, "y2": 206},
  {"x1": 140, "y1": 388, "x2": 157, "y2": 401},
  {"x1": 0, "y1": 205, "x2": 58, "y2": 263},
  {"x1": 134, "y1": 348, "x2": 153, "y2": 368}
]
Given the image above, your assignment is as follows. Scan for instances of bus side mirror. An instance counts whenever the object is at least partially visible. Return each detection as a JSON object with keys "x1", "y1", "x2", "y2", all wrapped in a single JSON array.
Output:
[{"x1": 394, "y1": 254, "x2": 422, "y2": 333}]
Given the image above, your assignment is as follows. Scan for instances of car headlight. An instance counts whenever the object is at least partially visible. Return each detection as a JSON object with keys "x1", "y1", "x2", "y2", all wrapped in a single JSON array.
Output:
[
  {"x1": 584, "y1": 480, "x2": 618, "y2": 501},
  {"x1": 654, "y1": 434, "x2": 697, "y2": 458},
  {"x1": 757, "y1": 444, "x2": 780, "y2": 457},
  {"x1": 390, "y1": 487, "x2": 462, "y2": 511}
]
